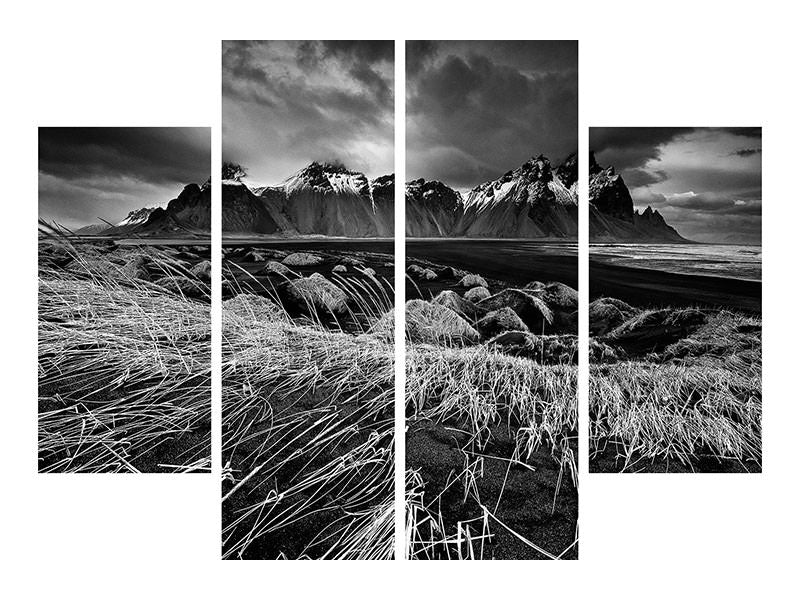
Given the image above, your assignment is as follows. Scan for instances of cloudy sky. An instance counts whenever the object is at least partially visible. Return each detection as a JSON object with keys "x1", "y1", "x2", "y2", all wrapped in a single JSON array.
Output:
[
  {"x1": 39, "y1": 127, "x2": 210, "y2": 229},
  {"x1": 591, "y1": 127, "x2": 762, "y2": 244},
  {"x1": 222, "y1": 40, "x2": 394, "y2": 187},
  {"x1": 406, "y1": 40, "x2": 577, "y2": 190}
]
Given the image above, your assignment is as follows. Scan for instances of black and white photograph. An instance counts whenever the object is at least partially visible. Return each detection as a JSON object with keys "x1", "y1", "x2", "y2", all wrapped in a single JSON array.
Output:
[
  {"x1": 404, "y1": 40, "x2": 578, "y2": 559},
  {"x1": 220, "y1": 40, "x2": 395, "y2": 559},
  {"x1": 588, "y1": 127, "x2": 762, "y2": 473},
  {"x1": 38, "y1": 126, "x2": 212, "y2": 473}
]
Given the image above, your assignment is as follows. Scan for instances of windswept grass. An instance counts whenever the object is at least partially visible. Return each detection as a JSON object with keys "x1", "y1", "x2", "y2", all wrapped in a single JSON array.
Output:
[
  {"x1": 406, "y1": 341, "x2": 578, "y2": 560},
  {"x1": 38, "y1": 230, "x2": 211, "y2": 473},
  {"x1": 221, "y1": 255, "x2": 395, "y2": 559},
  {"x1": 590, "y1": 309, "x2": 762, "y2": 472}
]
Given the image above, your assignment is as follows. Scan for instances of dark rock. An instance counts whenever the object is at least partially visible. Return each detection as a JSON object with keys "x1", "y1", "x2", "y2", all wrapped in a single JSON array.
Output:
[
  {"x1": 431, "y1": 290, "x2": 485, "y2": 321},
  {"x1": 282, "y1": 252, "x2": 325, "y2": 267},
  {"x1": 338, "y1": 256, "x2": 365, "y2": 268},
  {"x1": 121, "y1": 255, "x2": 151, "y2": 281},
  {"x1": 153, "y1": 275, "x2": 207, "y2": 300},
  {"x1": 278, "y1": 272, "x2": 348, "y2": 315},
  {"x1": 435, "y1": 265, "x2": 457, "y2": 279},
  {"x1": 605, "y1": 308, "x2": 708, "y2": 354},
  {"x1": 242, "y1": 250, "x2": 268, "y2": 262},
  {"x1": 589, "y1": 339, "x2": 626, "y2": 363},
  {"x1": 190, "y1": 260, "x2": 212, "y2": 282},
  {"x1": 38, "y1": 243, "x2": 74, "y2": 268},
  {"x1": 372, "y1": 300, "x2": 478, "y2": 346},
  {"x1": 256, "y1": 261, "x2": 292, "y2": 277},
  {"x1": 407, "y1": 263, "x2": 437, "y2": 281},
  {"x1": 475, "y1": 307, "x2": 529, "y2": 339},
  {"x1": 589, "y1": 297, "x2": 636, "y2": 336},
  {"x1": 477, "y1": 289, "x2": 553, "y2": 332},
  {"x1": 525, "y1": 281, "x2": 578, "y2": 333},
  {"x1": 458, "y1": 273, "x2": 488, "y2": 288},
  {"x1": 488, "y1": 331, "x2": 578, "y2": 365},
  {"x1": 463, "y1": 286, "x2": 491, "y2": 303}
]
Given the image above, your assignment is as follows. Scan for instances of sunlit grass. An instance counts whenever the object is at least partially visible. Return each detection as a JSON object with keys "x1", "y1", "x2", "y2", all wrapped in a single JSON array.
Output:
[
  {"x1": 221, "y1": 256, "x2": 395, "y2": 559},
  {"x1": 590, "y1": 309, "x2": 762, "y2": 471},
  {"x1": 405, "y1": 316, "x2": 578, "y2": 559},
  {"x1": 37, "y1": 226, "x2": 211, "y2": 473}
]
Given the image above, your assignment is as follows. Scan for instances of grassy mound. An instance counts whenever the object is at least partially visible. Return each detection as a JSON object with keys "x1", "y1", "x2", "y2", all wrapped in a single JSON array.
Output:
[{"x1": 590, "y1": 308, "x2": 762, "y2": 472}]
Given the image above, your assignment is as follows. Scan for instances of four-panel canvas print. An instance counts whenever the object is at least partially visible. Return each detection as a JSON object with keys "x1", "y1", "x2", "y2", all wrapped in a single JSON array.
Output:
[{"x1": 36, "y1": 42, "x2": 762, "y2": 560}]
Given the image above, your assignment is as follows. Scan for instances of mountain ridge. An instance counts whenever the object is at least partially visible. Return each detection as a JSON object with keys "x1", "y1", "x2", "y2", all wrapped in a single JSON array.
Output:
[
  {"x1": 406, "y1": 153, "x2": 579, "y2": 238},
  {"x1": 222, "y1": 162, "x2": 394, "y2": 237},
  {"x1": 589, "y1": 152, "x2": 689, "y2": 243},
  {"x1": 70, "y1": 180, "x2": 211, "y2": 237}
]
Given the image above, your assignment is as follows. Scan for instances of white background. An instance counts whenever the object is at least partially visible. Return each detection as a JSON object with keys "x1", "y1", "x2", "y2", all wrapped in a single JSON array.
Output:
[{"x1": 2, "y1": 1, "x2": 798, "y2": 598}]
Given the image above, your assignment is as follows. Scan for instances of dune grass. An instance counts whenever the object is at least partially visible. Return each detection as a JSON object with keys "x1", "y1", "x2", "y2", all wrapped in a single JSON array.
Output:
[
  {"x1": 590, "y1": 309, "x2": 762, "y2": 472},
  {"x1": 38, "y1": 229, "x2": 211, "y2": 473},
  {"x1": 221, "y1": 257, "x2": 395, "y2": 559},
  {"x1": 405, "y1": 336, "x2": 578, "y2": 559}
]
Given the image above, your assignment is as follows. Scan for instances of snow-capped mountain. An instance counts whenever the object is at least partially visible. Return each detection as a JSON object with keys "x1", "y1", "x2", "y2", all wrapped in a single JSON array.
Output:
[
  {"x1": 100, "y1": 180, "x2": 211, "y2": 237},
  {"x1": 589, "y1": 153, "x2": 688, "y2": 242},
  {"x1": 405, "y1": 153, "x2": 579, "y2": 238},
  {"x1": 404, "y1": 179, "x2": 466, "y2": 237},
  {"x1": 69, "y1": 180, "x2": 210, "y2": 238},
  {"x1": 222, "y1": 162, "x2": 394, "y2": 237},
  {"x1": 117, "y1": 207, "x2": 157, "y2": 228}
]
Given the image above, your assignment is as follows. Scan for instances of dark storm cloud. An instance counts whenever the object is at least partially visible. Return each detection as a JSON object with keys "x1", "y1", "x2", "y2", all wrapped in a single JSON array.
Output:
[
  {"x1": 39, "y1": 127, "x2": 210, "y2": 185},
  {"x1": 590, "y1": 127, "x2": 695, "y2": 171},
  {"x1": 406, "y1": 40, "x2": 577, "y2": 189},
  {"x1": 38, "y1": 127, "x2": 210, "y2": 228},
  {"x1": 321, "y1": 40, "x2": 394, "y2": 63},
  {"x1": 592, "y1": 127, "x2": 762, "y2": 172},
  {"x1": 663, "y1": 192, "x2": 762, "y2": 215},
  {"x1": 623, "y1": 167, "x2": 670, "y2": 187},
  {"x1": 596, "y1": 127, "x2": 762, "y2": 243},
  {"x1": 222, "y1": 40, "x2": 394, "y2": 185},
  {"x1": 406, "y1": 40, "x2": 439, "y2": 76}
]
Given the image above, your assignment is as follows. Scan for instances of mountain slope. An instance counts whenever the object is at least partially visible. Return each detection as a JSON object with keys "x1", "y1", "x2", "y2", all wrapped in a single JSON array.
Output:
[
  {"x1": 222, "y1": 162, "x2": 394, "y2": 237},
  {"x1": 589, "y1": 153, "x2": 688, "y2": 242},
  {"x1": 101, "y1": 181, "x2": 211, "y2": 237},
  {"x1": 406, "y1": 153, "x2": 579, "y2": 238},
  {"x1": 72, "y1": 223, "x2": 111, "y2": 235}
]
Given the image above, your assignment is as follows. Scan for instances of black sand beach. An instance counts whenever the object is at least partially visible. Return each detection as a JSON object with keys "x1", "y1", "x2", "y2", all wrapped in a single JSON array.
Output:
[
  {"x1": 407, "y1": 240, "x2": 578, "y2": 289},
  {"x1": 590, "y1": 259, "x2": 761, "y2": 313}
]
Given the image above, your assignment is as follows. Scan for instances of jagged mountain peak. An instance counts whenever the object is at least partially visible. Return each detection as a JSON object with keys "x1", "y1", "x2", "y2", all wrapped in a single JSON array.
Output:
[
  {"x1": 284, "y1": 161, "x2": 370, "y2": 197},
  {"x1": 589, "y1": 154, "x2": 687, "y2": 242},
  {"x1": 221, "y1": 164, "x2": 394, "y2": 237},
  {"x1": 464, "y1": 152, "x2": 578, "y2": 215},
  {"x1": 406, "y1": 178, "x2": 464, "y2": 210},
  {"x1": 555, "y1": 152, "x2": 578, "y2": 188},
  {"x1": 516, "y1": 154, "x2": 554, "y2": 182},
  {"x1": 117, "y1": 206, "x2": 156, "y2": 227},
  {"x1": 405, "y1": 151, "x2": 579, "y2": 239},
  {"x1": 588, "y1": 155, "x2": 632, "y2": 222}
]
